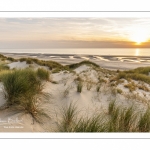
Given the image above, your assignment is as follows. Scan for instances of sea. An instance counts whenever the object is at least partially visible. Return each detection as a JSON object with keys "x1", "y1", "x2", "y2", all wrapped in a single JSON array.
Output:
[{"x1": 0, "y1": 48, "x2": 150, "y2": 56}]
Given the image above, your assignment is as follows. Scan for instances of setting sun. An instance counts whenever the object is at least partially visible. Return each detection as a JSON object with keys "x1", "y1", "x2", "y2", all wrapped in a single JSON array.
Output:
[{"x1": 129, "y1": 27, "x2": 149, "y2": 44}]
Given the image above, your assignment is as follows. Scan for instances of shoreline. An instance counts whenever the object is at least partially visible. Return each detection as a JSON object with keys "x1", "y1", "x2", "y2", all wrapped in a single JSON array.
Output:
[
  {"x1": 1, "y1": 52, "x2": 150, "y2": 70},
  {"x1": 1, "y1": 51, "x2": 150, "y2": 57}
]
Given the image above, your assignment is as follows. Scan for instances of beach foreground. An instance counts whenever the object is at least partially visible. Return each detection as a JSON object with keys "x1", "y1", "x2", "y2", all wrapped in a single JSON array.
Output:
[{"x1": 0, "y1": 53, "x2": 150, "y2": 132}]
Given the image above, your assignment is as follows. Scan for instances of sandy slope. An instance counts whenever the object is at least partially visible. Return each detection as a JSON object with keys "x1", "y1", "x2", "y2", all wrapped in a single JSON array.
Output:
[{"x1": 8, "y1": 61, "x2": 29, "y2": 69}]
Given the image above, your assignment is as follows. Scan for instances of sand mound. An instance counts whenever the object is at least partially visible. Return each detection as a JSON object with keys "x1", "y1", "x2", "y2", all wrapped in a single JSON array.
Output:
[{"x1": 7, "y1": 61, "x2": 29, "y2": 69}]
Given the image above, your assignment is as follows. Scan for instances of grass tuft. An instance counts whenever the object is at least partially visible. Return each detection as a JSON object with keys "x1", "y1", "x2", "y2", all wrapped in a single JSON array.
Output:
[
  {"x1": 58, "y1": 103, "x2": 78, "y2": 132},
  {"x1": 0, "y1": 64, "x2": 9, "y2": 71},
  {"x1": 7, "y1": 57, "x2": 15, "y2": 62},
  {"x1": 0, "y1": 68, "x2": 51, "y2": 125},
  {"x1": 36, "y1": 68, "x2": 50, "y2": 81},
  {"x1": 138, "y1": 108, "x2": 150, "y2": 132},
  {"x1": 124, "y1": 82, "x2": 136, "y2": 92},
  {"x1": 77, "y1": 81, "x2": 83, "y2": 93},
  {"x1": 108, "y1": 101, "x2": 138, "y2": 132},
  {"x1": 73, "y1": 115, "x2": 105, "y2": 132},
  {"x1": 0, "y1": 69, "x2": 44, "y2": 105}
]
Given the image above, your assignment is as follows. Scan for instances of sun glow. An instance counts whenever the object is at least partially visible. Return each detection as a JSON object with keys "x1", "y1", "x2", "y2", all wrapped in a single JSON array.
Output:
[{"x1": 129, "y1": 27, "x2": 149, "y2": 45}]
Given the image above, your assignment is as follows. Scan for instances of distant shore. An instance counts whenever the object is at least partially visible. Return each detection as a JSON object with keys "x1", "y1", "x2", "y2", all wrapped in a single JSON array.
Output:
[{"x1": 1, "y1": 52, "x2": 150, "y2": 70}]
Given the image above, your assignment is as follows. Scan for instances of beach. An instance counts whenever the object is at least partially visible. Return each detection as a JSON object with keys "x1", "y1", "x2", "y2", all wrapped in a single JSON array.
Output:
[{"x1": 1, "y1": 52, "x2": 150, "y2": 70}]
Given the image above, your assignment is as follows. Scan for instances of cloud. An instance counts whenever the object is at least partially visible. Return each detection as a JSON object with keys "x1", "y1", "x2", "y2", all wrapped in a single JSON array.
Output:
[
  {"x1": 0, "y1": 18, "x2": 150, "y2": 48},
  {"x1": 0, "y1": 40, "x2": 149, "y2": 49}
]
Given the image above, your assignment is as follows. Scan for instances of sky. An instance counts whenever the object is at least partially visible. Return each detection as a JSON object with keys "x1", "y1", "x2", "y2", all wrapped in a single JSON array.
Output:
[{"x1": 0, "y1": 18, "x2": 150, "y2": 48}]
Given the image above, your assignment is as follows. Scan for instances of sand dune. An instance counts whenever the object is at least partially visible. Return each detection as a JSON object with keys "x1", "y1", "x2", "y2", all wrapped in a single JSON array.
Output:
[{"x1": 0, "y1": 53, "x2": 150, "y2": 132}]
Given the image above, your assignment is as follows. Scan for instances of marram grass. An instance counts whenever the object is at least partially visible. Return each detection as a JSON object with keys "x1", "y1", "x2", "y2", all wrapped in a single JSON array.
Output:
[
  {"x1": 0, "y1": 68, "x2": 51, "y2": 125},
  {"x1": 57, "y1": 100, "x2": 150, "y2": 132},
  {"x1": 36, "y1": 68, "x2": 50, "y2": 81}
]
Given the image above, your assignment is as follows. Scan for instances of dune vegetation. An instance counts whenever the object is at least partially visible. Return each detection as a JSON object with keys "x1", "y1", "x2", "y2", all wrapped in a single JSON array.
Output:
[
  {"x1": 56, "y1": 101, "x2": 150, "y2": 132},
  {"x1": 0, "y1": 53, "x2": 150, "y2": 132},
  {"x1": 0, "y1": 66, "x2": 51, "y2": 124}
]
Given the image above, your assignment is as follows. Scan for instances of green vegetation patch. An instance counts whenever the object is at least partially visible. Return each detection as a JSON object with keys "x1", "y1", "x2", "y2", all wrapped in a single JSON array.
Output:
[
  {"x1": 19, "y1": 57, "x2": 63, "y2": 70},
  {"x1": 36, "y1": 68, "x2": 50, "y2": 81},
  {"x1": 58, "y1": 101, "x2": 150, "y2": 132},
  {"x1": 77, "y1": 81, "x2": 83, "y2": 93},
  {"x1": 67, "y1": 60, "x2": 99, "y2": 70},
  {"x1": 117, "y1": 70, "x2": 150, "y2": 84},
  {"x1": 124, "y1": 82, "x2": 136, "y2": 92},
  {"x1": 126, "y1": 67, "x2": 150, "y2": 75},
  {"x1": 0, "y1": 64, "x2": 9, "y2": 71},
  {"x1": 0, "y1": 69, "x2": 43, "y2": 105},
  {"x1": 0, "y1": 68, "x2": 50, "y2": 124}
]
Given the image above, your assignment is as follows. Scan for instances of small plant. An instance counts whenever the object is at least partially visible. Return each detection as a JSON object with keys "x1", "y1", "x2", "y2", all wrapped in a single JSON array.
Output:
[
  {"x1": 110, "y1": 82, "x2": 116, "y2": 86},
  {"x1": 19, "y1": 58, "x2": 27, "y2": 62},
  {"x1": 110, "y1": 87, "x2": 117, "y2": 96},
  {"x1": 0, "y1": 64, "x2": 9, "y2": 71},
  {"x1": 137, "y1": 83, "x2": 149, "y2": 92},
  {"x1": 36, "y1": 68, "x2": 50, "y2": 81},
  {"x1": 96, "y1": 85, "x2": 101, "y2": 92},
  {"x1": 7, "y1": 57, "x2": 15, "y2": 62},
  {"x1": 58, "y1": 103, "x2": 106, "y2": 132},
  {"x1": 74, "y1": 76, "x2": 82, "y2": 82},
  {"x1": 108, "y1": 100, "x2": 117, "y2": 115},
  {"x1": 124, "y1": 93, "x2": 148, "y2": 104},
  {"x1": 26, "y1": 58, "x2": 33, "y2": 64},
  {"x1": 138, "y1": 108, "x2": 150, "y2": 132},
  {"x1": 116, "y1": 79, "x2": 124, "y2": 84},
  {"x1": 86, "y1": 82, "x2": 92, "y2": 91},
  {"x1": 116, "y1": 88, "x2": 123, "y2": 94},
  {"x1": 52, "y1": 68, "x2": 62, "y2": 73},
  {"x1": 0, "y1": 69, "x2": 43, "y2": 105},
  {"x1": 108, "y1": 101, "x2": 137, "y2": 132},
  {"x1": 0, "y1": 68, "x2": 51, "y2": 125},
  {"x1": 1, "y1": 58, "x2": 6, "y2": 61},
  {"x1": 77, "y1": 82, "x2": 83, "y2": 93},
  {"x1": 118, "y1": 106, "x2": 137, "y2": 132},
  {"x1": 0, "y1": 54, "x2": 7, "y2": 59},
  {"x1": 58, "y1": 103, "x2": 78, "y2": 132},
  {"x1": 11, "y1": 93, "x2": 50, "y2": 124},
  {"x1": 63, "y1": 86, "x2": 70, "y2": 98},
  {"x1": 50, "y1": 80, "x2": 58, "y2": 84},
  {"x1": 110, "y1": 77, "x2": 117, "y2": 82},
  {"x1": 124, "y1": 82, "x2": 136, "y2": 92},
  {"x1": 73, "y1": 115, "x2": 106, "y2": 132},
  {"x1": 99, "y1": 78, "x2": 107, "y2": 84}
]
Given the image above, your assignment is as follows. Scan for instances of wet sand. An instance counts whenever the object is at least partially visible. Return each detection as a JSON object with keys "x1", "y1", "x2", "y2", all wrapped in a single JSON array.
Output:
[{"x1": 1, "y1": 52, "x2": 150, "y2": 70}]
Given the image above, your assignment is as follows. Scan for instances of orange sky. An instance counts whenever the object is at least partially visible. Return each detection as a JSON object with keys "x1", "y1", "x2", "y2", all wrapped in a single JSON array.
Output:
[{"x1": 0, "y1": 18, "x2": 150, "y2": 48}]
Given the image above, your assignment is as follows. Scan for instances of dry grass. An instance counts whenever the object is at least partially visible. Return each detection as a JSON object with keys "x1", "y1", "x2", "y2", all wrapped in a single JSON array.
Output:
[
  {"x1": 0, "y1": 68, "x2": 51, "y2": 124},
  {"x1": 124, "y1": 82, "x2": 136, "y2": 92}
]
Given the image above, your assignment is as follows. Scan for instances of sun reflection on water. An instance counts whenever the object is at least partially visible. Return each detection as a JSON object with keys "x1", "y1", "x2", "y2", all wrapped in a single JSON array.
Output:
[{"x1": 135, "y1": 49, "x2": 140, "y2": 56}]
